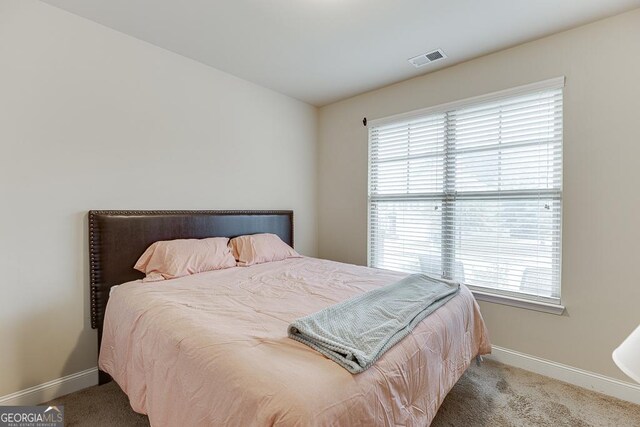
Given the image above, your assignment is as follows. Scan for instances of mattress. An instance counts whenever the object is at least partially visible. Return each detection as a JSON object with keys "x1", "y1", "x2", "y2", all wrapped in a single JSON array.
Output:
[{"x1": 99, "y1": 257, "x2": 491, "y2": 426}]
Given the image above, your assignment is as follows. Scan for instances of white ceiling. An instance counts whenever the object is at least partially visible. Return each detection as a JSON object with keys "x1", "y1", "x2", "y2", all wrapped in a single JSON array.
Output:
[{"x1": 42, "y1": 0, "x2": 640, "y2": 106}]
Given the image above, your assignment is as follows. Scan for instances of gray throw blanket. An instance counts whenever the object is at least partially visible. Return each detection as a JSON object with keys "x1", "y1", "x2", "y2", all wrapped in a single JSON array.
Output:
[{"x1": 287, "y1": 274, "x2": 460, "y2": 373}]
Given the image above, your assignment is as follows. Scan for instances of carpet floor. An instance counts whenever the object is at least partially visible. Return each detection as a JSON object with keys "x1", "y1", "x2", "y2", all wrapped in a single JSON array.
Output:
[{"x1": 45, "y1": 360, "x2": 640, "y2": 426}]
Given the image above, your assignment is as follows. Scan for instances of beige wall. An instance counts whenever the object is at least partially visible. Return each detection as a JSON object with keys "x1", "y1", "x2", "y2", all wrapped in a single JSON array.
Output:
[
  {"x1": 318, "y1": 9, "x2": 640, "y2": 381},
  {"x1": 0, "y1": 0, "x2": 317, "y2": 396}
]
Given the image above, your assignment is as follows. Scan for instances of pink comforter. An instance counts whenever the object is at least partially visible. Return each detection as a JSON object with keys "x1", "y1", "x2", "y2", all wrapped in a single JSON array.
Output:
[{"x1": 99, "y1": 257, "x2": 491, "y2": 426}]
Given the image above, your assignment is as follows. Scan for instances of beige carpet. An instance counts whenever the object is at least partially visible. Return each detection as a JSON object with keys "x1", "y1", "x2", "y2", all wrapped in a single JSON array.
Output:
[{"x1": 45, "y1": 360, "x2": 640, "y2": 426}]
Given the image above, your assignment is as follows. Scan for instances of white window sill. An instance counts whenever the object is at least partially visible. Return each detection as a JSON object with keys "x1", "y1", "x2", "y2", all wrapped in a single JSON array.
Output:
[{"x1": 471, "y1": 290, "x2": 565, "y2": 315}]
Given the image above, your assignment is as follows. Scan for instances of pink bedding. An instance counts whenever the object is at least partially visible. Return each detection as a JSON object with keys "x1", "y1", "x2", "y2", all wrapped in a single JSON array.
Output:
[{"x1": 99, "y1": 257, "x2": 491, "y2": 426}]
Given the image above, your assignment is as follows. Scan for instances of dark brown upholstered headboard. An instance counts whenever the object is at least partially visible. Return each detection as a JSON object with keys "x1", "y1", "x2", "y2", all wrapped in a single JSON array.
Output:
[{"x1": 88, "y1": 210, "x2": 293, "y2": 382}]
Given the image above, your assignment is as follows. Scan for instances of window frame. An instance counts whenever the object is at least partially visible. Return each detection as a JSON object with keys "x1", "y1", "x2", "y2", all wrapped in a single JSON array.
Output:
[{"x1": 367, "y1": 77, "x2": 566, "y2": 315}]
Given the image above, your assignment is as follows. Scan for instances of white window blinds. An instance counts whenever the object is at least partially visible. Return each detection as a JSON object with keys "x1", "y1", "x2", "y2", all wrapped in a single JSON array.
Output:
[{"x1": 368, "y1": 79, "x2": 563, "y2": 304}]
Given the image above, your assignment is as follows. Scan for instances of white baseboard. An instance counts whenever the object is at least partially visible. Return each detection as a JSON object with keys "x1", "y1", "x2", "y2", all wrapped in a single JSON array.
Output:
[
  {"x1": 2, "y1": 350, "x2": 639, "y2": 407},
  {"x1": 486, "y1": 346, "x2": 640, "y2": 405},
  {"x1": 0, "y1": 367, "x2": 98, "y2": 406}
]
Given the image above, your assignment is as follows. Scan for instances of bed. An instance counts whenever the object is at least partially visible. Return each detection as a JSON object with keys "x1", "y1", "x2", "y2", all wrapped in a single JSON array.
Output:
[{"x1": 90, "y1": 210, "x2": 491, "y2": 426}]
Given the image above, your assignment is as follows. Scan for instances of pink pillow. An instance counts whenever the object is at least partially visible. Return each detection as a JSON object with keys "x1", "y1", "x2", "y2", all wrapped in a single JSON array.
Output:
[
  {"x1": 134, "y1": 237, "x2": 236, "y2": 282},
  {"x1": 230, "y1": 233, "x2": 300, "y2": 266}
]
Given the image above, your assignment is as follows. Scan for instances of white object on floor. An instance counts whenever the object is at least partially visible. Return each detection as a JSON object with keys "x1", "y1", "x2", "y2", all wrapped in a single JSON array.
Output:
[{"x1": 613, "y1": 324, "x2": 640, "y2": 384}]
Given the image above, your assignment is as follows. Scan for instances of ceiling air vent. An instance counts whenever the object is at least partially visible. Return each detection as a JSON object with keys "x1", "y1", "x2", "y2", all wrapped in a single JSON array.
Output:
[{"x1": 408, "y1": 49, "x2": 447, "y2": 68}]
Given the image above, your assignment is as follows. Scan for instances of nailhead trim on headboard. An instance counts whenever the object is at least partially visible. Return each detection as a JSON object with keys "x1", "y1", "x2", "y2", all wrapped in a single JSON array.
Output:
[{"x1": 88, "y1": 210, "x2": 294, "y2": 330}]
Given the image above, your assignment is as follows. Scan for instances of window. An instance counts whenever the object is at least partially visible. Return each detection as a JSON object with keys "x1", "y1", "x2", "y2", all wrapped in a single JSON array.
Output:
[{"x1": 368, "y1": 78, "x2": 563, "y2": 305}]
